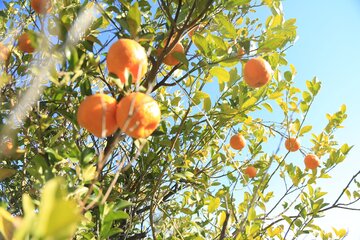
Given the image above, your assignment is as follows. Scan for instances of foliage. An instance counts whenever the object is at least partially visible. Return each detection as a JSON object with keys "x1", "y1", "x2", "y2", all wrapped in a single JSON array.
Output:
[{"x1": 0, "y1": 0, "x2": 359, "y2": 239}]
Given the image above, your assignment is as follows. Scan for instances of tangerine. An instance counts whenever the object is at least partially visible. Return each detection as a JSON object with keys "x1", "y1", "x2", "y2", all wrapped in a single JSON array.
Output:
[
  {"x1": 188, "y1": 24, "x2": 205, "y2": 38},
  {"x1": 1, "y1": 140, "x2": 14, "y2": 155},
  {"x1": 31, "y1": 0, "x2": 52, "y2": 14},
  {"x1": 243, "y1": 57, "x2": 272, "y2": 88},
  {"x1": 107, "y1": 39, "x2": 148, "y2": 83},
  {"x1": 245, "y1": 166, "x2": 257, "y2": 178},
  {"x1": 230, "y1": 133, "x2": 246, "y2": 150},
  {"x1": 285, "y1": 137, "x2": 301, "y2": 152},
  {"x1": 18, "y1": 33, "x2": 35, "y2": 53},
  {"x1": 304, "y1": 154, "x2": 320, "y2": 170},
  {"x1": 157, "y1": 41, "x2": 184, "y2": 66},
  {"x1": 116, "y1": 92, "x2": 161, "y2": 139},
  {"x1": 77, "y1": 94, "x2": 118, "y2": 138},
  {"x1": 0, "y1": 43, "x2": 10, "y2": 62},
  {"x1": 237, "y1": 47, "x2": 245, "y2": 57}
]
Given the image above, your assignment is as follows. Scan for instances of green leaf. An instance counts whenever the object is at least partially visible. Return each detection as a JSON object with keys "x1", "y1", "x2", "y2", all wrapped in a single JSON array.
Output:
[
  {"x1": 302, "y1": 91, "x2": 312, "y2": 102},
  {"x1": 215, "y1": 14, "x2": 237, "y2": 38},
  {"x1": 126, "y1": 2, "x2": 141, "y2": 37},
  {"x1": 294, "y1": 219, "x2": 302, "y2": 227},
  {"x1": 65, "y1": 46, "x2": 79, "y2": 71},
  {"x1": 101, "y1": 202, "x2": 130, "y2": 237},
  {"x1": 345, "y1": 188, "x2": 351, "y2": 199},
  {"x1": 117, "y1": 199, "x2": 133, "y2": 210},
  {"x1": 193, "y1": 34, "x2": 209, "y2": 56},
  {"x1": 300, "y1": 101, "x2": 309, "y2": 112},
  {"x1": 0, "y1": 168, "x2": 16, "y2": 181},
  {"x1": 80, "y1": 78, "x2": 92, "y2": 96},
  {"x1": 262, "y1": 102, "x2": 273, "y2": 112},
  {"x1": 173, "y1": 51, "x2": 189, "y2": 70},
  {"x1": 209, "y1": 34, "x2": 227, "y2": 52},
  {"x1": 299, "y1": 125, "x2": 312, "y2": 136},
  {"x1": 81, "y1": 148, "x2": 95, "y2": 165},
  {"x1": 284, "y1": 71, "x2": 292, "y2": 81},
  {"x1": 193, "y1": 91, "x2": 212, "y2": 112}
]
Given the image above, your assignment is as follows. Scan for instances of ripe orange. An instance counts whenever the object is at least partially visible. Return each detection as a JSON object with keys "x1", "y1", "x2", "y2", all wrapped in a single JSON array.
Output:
[
  {"x1": 243, "y1": 57, "x2": 272, "y2": 88},
  {"x1": 237, "y1": 48, "x2": 245, "y2": 57},
  {"x1": 230, "y1": 133, "x2": 246, "y2": 150},
  {"x1": 18, "y1": 33, "x2": 35, "y2": 53},
  {"x1": 107, "y1": 39, "x2": 148, "y2": 83},
  {"x1": 285, "y1": 138, "x2": 301, "y2": 152},
  {"x1": 1, "y1": 140, "x2": 14, "y2": 155},
  {"x1": 116, "y1": 92, "x2": 161, "y2": 139},
  {"x1": 157, "y1": 41, "x2": 185, "y2": 66},
  {"x1": 304, "y1": 154, "x2": 320, "y2": 170},
  {"x1": 0, "y1": 43, "x2": 10, "y2": 62},
  {"x1": 77, "y1": 94, "x2": 118, "y2": 138},
  {"x1": 31, "y1": 0, "x2": 52, "y2": 14},
  {"x1": 188, "y1": 24, "x2": 205, "y2": 38},
  {"x1": 244, "y1": 166, "x2": 257, "y2": 178}
]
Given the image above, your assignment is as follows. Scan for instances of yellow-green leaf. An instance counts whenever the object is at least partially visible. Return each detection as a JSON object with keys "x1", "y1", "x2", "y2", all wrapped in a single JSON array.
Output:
[
  {"x1": 247, "y1": 207, "x2": 256, "y2": 221},
  {"x1": 0, "y1": 168, "x2": 17, "y2": 181},
  {"x1": 299, "y1": 125, "x2": 312, "y2": 136},
  {"x1": 82, "y1": 165, "x2": 96, "y2": 182},
  {"x1": 332, "y1": 227, "x2": 347, "y2": 238},
  {"x1": 242, "y1": 97, "x2": 257, "y2": 109},
  {"x1": 262, "y1": 102, "x2": 273, "y2": 112},
  {"x1": 269, "y1": 92, "x2": 283, "y2": 99},
  {"x1": 35, "y1": 178, "x2": 82, "y2": 239},
  {"x1": 208, "y1": 197, "x2": 220, "y2": 213},
  {"x1": 126, "y1": 2, "x2": 141, "y2": 37},
  {"x1": 210, "y1": 67, "x2": 230, "y2": 83},
  {"x1": 0, "y1": 208, "x2": 20, "y2": 240},
  {"x1": 217, "y1": 211, "x2": 226, "y2": 227}
]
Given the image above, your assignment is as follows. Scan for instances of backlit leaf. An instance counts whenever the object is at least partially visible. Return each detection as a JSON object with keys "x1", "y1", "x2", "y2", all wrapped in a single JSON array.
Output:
[
  {"x1": 0, "y1": 168, "x2": 16, "y2": 181},
  {"x1": 208, "y1": 197, "x2": 220, "y2": 213}
]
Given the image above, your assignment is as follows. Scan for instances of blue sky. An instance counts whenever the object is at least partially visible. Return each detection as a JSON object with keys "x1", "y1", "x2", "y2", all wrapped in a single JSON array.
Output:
[{"x1": 283, "y1": 0, "x2": 360, "y2": 238}]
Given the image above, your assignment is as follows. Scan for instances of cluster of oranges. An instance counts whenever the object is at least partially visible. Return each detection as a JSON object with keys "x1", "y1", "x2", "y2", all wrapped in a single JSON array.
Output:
[
  {"x1": 77, "y1": 39, "x2": 161, "y2": 139},
  {"x1": 0, "y1": 0, "x2": 52, "y2": 61},
  {"x1": 229, "y1": 133, "x2": 320, "y2": 179},
  {"x1": 3, "y1": 1, "x2": 315, "y2": 175}
]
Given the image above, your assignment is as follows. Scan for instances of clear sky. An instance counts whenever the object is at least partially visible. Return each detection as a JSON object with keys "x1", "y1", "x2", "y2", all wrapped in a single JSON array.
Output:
[{"x1": 283, "y1": 0, "x2": 360, "y2": 238}]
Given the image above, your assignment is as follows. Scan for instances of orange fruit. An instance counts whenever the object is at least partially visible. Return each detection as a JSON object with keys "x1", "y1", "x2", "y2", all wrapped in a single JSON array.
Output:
[
  {"x1": 237, "y1": 48, "x2": 245, "y2": 57},
  {"x1": 77, "y1": 94, "x2": 118, "y2": 138},
  {"x1": 157, "y1": 41, "x2": 185, "y2": 66},
  {"x1": 243, "y1": 57, "x2": 272, "y2": 88},
  {"x1": 188, "y1": 24, "x2": 205, "y2": 38},
  {"x1": 230, "y1": 133, "x2": 246, "y2": 150},
  {"x1": 116, "y1": 92, "x2": 161, "y2": 139},
  {"x1": 18, "y1": 33, "x2": 35, "y2": 53},
  {"x1": 285, "y1": 138, "x2": 301, "y2": 152},
  {"x1": 107, "y1": 39, "x2": 148, "y2": 83},
  {"x1": 31, "y1": 0, "x2": 52, "y2": 14},
  {"x1": 304, "y1": 154, "x2": 320, "y2": 170},
  {"x1": 244, "y1": 166, "x2": 257, "y2": 178},
  {"x1": 1, "y1": 140, "x2": 14, "y2": 155},
  {"x1": 0, "y1": 43, "x2": 10, "y2": 62}
]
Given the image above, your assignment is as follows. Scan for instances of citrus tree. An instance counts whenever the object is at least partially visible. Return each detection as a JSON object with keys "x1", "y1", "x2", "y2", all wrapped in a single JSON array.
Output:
[{"x1": 0, "y1": 0, "x2": 359, "y2": 239}]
